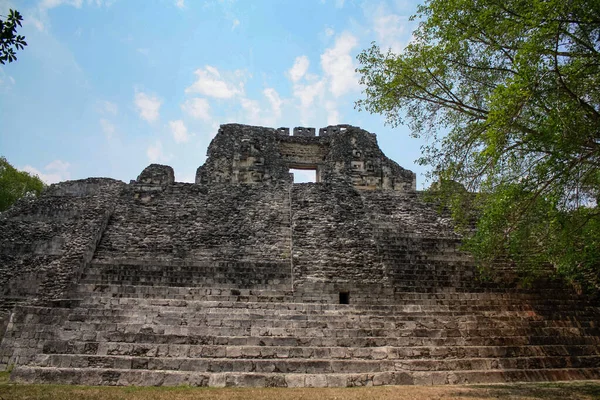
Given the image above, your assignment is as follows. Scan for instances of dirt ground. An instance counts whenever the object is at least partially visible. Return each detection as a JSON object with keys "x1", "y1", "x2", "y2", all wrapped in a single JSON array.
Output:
[{"x1": 1, "y1": 381, "x2": 600, "y2": 400}]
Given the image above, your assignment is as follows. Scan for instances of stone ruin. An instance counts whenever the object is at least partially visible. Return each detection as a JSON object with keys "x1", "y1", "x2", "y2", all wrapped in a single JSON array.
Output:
[{"x1": 0, "y1": 123, "x2": 599, "y2": 387}]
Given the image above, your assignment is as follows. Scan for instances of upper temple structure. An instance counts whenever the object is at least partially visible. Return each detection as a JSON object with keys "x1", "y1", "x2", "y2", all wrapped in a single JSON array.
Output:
[
  {"x1": 0, "y1": 123, "x2": 599, "y2": 387},
  {"x1": 196, "y1": 124, "x2": 416, "y2": 190}
]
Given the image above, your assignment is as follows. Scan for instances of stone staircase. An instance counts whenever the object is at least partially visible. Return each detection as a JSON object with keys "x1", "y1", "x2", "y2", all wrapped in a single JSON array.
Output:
[
  {"x1": 3, "y1": 274, "x2": 600, "y2": 386},
  {"x1": 2, "y1": 182, "x2": 600, "y2": 387}
]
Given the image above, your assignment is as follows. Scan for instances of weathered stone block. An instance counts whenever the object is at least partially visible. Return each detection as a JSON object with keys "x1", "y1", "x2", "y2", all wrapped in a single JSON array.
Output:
[{"x1": 136, "y1": 164, "x2": 175, "y2": 186}]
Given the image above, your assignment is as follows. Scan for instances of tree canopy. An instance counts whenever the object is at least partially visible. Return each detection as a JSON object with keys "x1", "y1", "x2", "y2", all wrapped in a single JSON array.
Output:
[
  {"x1": 0, "y1": 157, "x2": 45, "y2": 212},
  {"x1": 357, "y1": 0, "x2": 600, "y2": 293},
  {"x1": 1, "y1": 9, "x2": 27, "y2": 64}
]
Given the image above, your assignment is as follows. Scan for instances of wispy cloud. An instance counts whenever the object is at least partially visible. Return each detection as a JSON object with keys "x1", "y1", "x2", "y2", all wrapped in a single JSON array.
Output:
[
  {"x1": 169, "y1": 120, "x2": 192, "y2": 143},
  {"x1": 288, "y1": 56, "x2": 310, "y2": 83},
  {"x1": 22, "y1": 159, "x2": 71, "y2": 184},
  {"x1": 100, "y1": 118, "x2": 115, "y2": 139},
  {"x1": 263, "y1": 88, "x2": 282, "y2": 119},
  {"x1": 366, "y1": 4, "x2": 415, "y2": 53},
  {"x1": 146, "y1": 140, "x2": 170, "y2": 163},
  {"x1": 97, "y1": 100, "x2": 118, "y2": 115},
  {"x1": 185, "y1": 66, "x2": 244, "y2": 99},
  {"x1": 321, "y1": 31, "x2": 360, "y2": 97},
  {"x1": 134, "y1": 91, "x2": 162, "y2": 123},
  {"x1": 181, "y1": 98, "x2": 211, "y2": 121}
]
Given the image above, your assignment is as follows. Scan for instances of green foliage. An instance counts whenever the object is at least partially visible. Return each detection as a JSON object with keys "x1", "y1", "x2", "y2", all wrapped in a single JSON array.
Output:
[
  {"x1": 0, "y1": 157, "x2": 45, "y2": 212},
  {"x1": 1, "y1": 9, "x2": 27, "y2": 64},
  {"x1": 357, "y1": 0, "x2": 600, "y2": 293}
]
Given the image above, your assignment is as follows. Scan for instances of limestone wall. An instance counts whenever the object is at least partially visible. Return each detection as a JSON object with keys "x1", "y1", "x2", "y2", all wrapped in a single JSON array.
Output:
[
  {"x1": 0, "y1": 178, "x2": 124, "y2": 308},
  {"x1": 197, "y1": 124, "x2": 416, "y2": 190},
  {"x1": 0, "y1": 123, "x2": 475, "y2": 309},
  {"x1": 91, "y1": 182, "x2": 293, "y2": 288}
]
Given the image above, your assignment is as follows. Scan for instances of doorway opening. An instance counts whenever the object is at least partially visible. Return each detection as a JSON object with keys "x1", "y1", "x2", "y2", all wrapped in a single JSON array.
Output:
[
  {"x1": 339, "y1": 292, "x2": 350, "y2": 305},
  {"x1": 290, "y1": 168, "x2": 317, "y2": 183}
]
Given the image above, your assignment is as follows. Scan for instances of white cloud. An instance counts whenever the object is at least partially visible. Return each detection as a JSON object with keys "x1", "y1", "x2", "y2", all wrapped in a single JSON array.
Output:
[
  {"x1": 185, "y1": 66, "x2": 243, "y2": 99},
  {"x1": 169, "y1": 120, "x2": 191, "y2": 143},
  {"x1": 28, "y1": 16, "x2": 45, "y2": 31},
  {"x1": 239, "y1": 90, "x2": 283, "y2": 127},
  {"x1": 134, "y1": 91, "x2": 162, "y2": 123},
  {"x1": 46, "y1": 159, "x2": 70, "y2": 173},
  {"x1": 240, "y1": 98, "x2": 262, "y2": 124},
  {"x1": 288, "y1": 56, "x2": 309, "y2": 83},
  {"x1": 100, "y1": 119, "x2": 115, "y2": 139},
  {"x1": 293, "y1": 79, "x2": 325, "y2": 109},
  {"x1": 263, "y1": 88, "x2": 282, "y2": 118},
  {"x1": 321, "y1": 32, "x2": 360, "y2": 97},
  {"x1": 292, "y1": 79, "x2": 325, "y2": 125},
  {"x1": 175, "y1": 0, "x2": 185, "y2": 8},
  {"x1": 146, "y1": 140, "x2": 170, "y2": 163},
  {"x1": 374, "y1": 14, "x2": 408, "y2": 53},
  {"x1": 98, "y1": 100, "x2": 118, "y2": 115},
  {"x1": 181, "y1": 98, "x2": 211, "y2": 121},
  {"x1": 21, "y1": 159, "x2": 71, "y2": 184},
  {"x1": 325, "y1": 101, "x2": 340, "y2": 125},
  {"x1": 366, "y1": 4, "x2": 415, "y2": 53}
]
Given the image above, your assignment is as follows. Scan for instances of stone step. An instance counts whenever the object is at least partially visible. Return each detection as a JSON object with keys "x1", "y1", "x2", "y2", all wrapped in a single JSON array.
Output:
[
  {"x1": 7, "y1": 321, "x2": 600, "y2": 348},
  {"x1": 20, "y1": 300, "x2": 555, "y2": 314},
  {"x1": 75, "y1": 292, "x2": 569, "y2": 308},
  {"x1": 11, "y1": 366, "x2": 600, "y2": 387},
  {"x1": 394, "y1": 355, "x2": 600, "y2": 371},
  {"x1": 32, "y1": 299, "x2": 595, "y2": 318},
  {"x1": 39, "y1": 341, "x2": 600, "y2": 360},
  {"x1": 24, "y1": 308, "x2": 600, "y2": 331},
  {"x1": 75, "y1": 284, "x2": 296, "y2": 301},
  {"x1": 12, "y1": 303, "x2": 600, "y2": 328},
  {"x1": 78, "y1": 277, "x2": 290, "y2": 288},
  {"x1": 79, "y1": 294, "x2": 596, "y2": 311},
  {"x1": 6, "y1": 333, "x2": 600, "y2": 362},
  {"x1": 73, "y1": 283, "x2": 596, "y2": 305},
  {"x1": 50, "y1": 303, "x2": 600, "y2": 321},
  {"x1": 31, "y1": 354, "x2": 395, "y2": 373},
  {"x1": 31, "y1": 353, "x2": 600, "y2": 373},
  {"x1": 11, "y1": 316, "x2": 600, "y2": 339}
]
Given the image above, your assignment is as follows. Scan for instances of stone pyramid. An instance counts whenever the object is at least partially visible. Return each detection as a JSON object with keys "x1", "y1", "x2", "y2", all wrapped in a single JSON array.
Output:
[{"x1": 1, "y1": 124, "x2": 599, "y2": 387}]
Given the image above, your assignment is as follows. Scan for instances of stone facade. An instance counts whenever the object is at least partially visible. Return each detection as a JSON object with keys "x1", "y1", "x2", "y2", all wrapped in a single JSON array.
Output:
[
  {"x1": 196, "y1": 123, "x2": 416, "y2": 190},
  {"x1": 0, "y1": 124, "x2": 599, "y2": 387}
]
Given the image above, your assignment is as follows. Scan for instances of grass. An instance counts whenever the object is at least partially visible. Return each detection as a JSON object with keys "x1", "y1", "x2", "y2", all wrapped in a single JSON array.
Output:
[{"x1": 1, "y1": 381, "x2": 600, "y2": 400}]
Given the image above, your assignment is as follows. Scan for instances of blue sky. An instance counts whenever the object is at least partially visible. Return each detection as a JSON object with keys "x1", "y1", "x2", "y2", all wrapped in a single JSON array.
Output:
[{"x1": 1, "y1": 0, "x2": 429, "y2": 186}]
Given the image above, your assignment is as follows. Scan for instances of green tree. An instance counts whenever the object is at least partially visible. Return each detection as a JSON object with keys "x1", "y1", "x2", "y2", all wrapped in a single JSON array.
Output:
[
  {"x1": 1, "y1": 9, "x2": 27, "y2": 64},
  {"x1": 0, "y1": 157, "x2": 45, "y2": 212},
  {"x1": 357, "y1": 0, "x2": 600, "y2": 293}
]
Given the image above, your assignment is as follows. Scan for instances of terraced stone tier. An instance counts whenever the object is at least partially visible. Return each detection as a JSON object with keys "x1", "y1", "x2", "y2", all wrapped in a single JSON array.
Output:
[{"x1": 2, "y1": 288, "x2": 599, "y2": 387}]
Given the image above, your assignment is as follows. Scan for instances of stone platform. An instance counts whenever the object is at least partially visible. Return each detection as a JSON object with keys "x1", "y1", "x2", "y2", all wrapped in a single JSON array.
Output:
[{"x1": 1, "y1": 124, "x2": 599, "y2": 387}]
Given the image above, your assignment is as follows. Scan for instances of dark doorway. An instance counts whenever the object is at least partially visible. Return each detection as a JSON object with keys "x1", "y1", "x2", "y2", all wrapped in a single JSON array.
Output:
[{"x1": 339, "y1": 292, "x2": 349, "y2": 304}]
